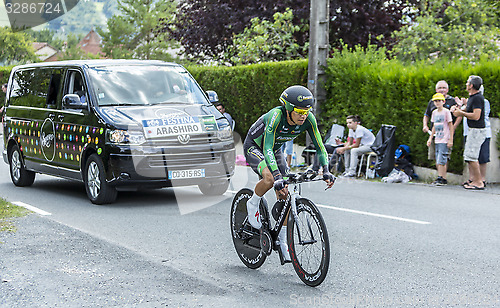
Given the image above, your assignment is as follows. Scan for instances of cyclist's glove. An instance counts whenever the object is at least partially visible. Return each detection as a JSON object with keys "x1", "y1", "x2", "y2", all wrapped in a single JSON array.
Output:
[
  {"x1": 272, "y1": 170, "x2": 286, "y2": 191},
  {"x1": 322, "y1": 169, "x2": 336, "y2": 183},
  {"x1": 274, "y1": 179, "x2": 286, "y2": 191}
]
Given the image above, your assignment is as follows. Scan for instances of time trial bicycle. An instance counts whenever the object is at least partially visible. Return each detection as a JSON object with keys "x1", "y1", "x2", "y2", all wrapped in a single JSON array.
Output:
[{"x1": 230, "y1": 171, "x2": 331, "y2": 287}]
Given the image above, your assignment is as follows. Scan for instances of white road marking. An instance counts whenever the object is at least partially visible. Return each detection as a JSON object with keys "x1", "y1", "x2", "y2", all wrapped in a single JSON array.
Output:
[
  {"x1": 12, "y1": 201, "x2": 52, "y2": 216},
  {"x1": 316, "y1": 204, "x2": 431, "y2": 225},
  {"x1": 227, "y1": 190, "x2": 430, "y2": 224}
]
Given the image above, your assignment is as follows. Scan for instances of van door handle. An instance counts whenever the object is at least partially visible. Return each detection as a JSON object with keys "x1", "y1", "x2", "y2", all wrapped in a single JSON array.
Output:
[
  {"x1": 48, "y1": 113, "x2": 55, "y2": 120},
  {"x1": 58, "y1": 115, "x2": 64, "y2": 121}
]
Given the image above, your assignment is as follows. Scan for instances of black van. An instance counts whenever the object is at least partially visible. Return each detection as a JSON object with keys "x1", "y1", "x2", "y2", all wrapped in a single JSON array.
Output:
[{"x1": 2, "y1": 60, "x2": 235, "y2": 204}]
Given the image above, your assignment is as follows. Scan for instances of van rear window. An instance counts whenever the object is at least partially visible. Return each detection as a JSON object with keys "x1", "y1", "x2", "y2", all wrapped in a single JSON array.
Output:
[{"x1": 88, "y1": 65, "x2": 208, "y2": 106}]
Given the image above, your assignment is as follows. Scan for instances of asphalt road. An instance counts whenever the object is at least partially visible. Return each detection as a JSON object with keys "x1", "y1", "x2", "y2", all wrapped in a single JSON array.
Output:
[{"x1": 1, "y1": 157, "x2": 500, "y2": 307}]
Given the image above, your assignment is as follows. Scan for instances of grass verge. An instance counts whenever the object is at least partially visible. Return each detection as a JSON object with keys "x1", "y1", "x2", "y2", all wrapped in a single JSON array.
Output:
[{"x1": 0, "y1": 198, "x2": 29, "y2": 233}]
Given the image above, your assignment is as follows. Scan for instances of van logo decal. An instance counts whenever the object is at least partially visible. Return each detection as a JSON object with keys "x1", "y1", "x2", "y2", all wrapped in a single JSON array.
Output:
[
  {"x1": 178, "y1": 134, "x2": 190, "y2": 144},
  {"x1": 41, "y1": 133, "x2": 54, "y2": 148},
  {"x1": 40, "y1": 118, "x2": 56, "y2": 162},
  {"x1": 155, "y1": 108, "x2": 190, "y2": 119}
]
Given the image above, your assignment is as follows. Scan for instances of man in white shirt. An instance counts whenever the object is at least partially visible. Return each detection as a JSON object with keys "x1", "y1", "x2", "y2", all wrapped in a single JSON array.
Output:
[{"x1": 336, "y1": 115, "x2": 376, "y2": 177}]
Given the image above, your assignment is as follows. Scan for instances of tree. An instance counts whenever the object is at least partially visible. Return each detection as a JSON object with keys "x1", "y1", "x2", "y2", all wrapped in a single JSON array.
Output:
[
  {"x1": 391, "y1": 0, "x2": 500, "y2": 62},
  {"x1": 163, "y1": 0, "x2": 419, "y2": 64},
  {"x1": 329, "y1": 0, "x2": 419, "y2": 50},
  {"x1": 46, "y1": 0, "x2": 107, "y2": 36},
  {"x1": 25, "y1": 29, "x2": 66, "y2": 50},
  {"x1": 162, "y1": 0, "x2": 310, "y2": 64},
  {"x1": 102, "y1": 0, "x2": 119, "y2": 19},
  {"x1": 98, "y1": 0, "x2": 177, "y2": 60},
  {"x1": 0, "y1": 27, "x2": 38, "y2": 65},
  {"x1": 229, "y1": 9, "x2": 303, "y2": 65}
]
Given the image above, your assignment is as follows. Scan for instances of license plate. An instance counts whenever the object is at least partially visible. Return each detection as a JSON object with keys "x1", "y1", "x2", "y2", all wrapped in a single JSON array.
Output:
[{"x1": 168, "y1": 169, "x2": 205, "y2": 179}]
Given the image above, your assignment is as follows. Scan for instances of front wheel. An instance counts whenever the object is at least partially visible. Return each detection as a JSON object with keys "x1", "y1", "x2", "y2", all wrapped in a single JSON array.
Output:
[
  {"x1": 230, "y1": 188, "x2": 268, "y2": 269},
  {"x1": 288, "y1": 198, "x2": 330, "y2": 287},
  {"x1": 9, "y1": 144, "x2": 35, "y2": 187},
  {"x1": 84, "y1": 154, "x2": 117, "y2": 204}
]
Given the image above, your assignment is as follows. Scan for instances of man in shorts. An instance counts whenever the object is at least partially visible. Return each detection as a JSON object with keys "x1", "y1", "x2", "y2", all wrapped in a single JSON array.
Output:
[
  {"x1": 451, "y1": 75, "x2": 486, "y2": 190},
  {"x1": 461, "y1": 85, "x2": 492, "y2": 187}
]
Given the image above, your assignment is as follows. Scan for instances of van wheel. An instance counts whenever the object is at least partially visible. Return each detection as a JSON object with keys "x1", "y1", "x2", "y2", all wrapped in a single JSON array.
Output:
[
  {"x1": 84, "y1": 154, "x2": 117, "y2": 204},
  {"x1": 198, "y1": 180, "x2": 229, "y2": 196},
  {"x1": 9, "y1": 145, "x2": 35, "y2": 187}
]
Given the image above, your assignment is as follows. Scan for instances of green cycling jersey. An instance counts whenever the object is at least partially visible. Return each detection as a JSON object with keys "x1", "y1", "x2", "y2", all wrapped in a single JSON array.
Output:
[{"x1": 245, "y1": 106, "x2": 328, "y2": 176}]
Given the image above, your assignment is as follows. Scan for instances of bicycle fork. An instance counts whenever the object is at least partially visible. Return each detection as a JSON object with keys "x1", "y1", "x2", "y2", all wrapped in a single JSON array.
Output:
[{"x1": 290, "y1": 187, "x2": 317, "y2": 246}]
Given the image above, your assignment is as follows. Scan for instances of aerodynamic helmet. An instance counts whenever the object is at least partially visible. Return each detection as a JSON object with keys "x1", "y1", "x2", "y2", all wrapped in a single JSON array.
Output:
[{"x1": 279, "y1": 85, "x2": 314, "y2": 112}]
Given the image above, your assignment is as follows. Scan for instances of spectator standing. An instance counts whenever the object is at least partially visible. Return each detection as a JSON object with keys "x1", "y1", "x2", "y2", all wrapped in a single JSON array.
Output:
[
  {"x1": 426, "y1": 93, "x2": 454, "y2": 185},
  {"x1": 336, "y1": 115, "x2": 375, "y2": 177},
  {"x1": 422, "y1": 80, "x2": 461, "y2": 160},
  {"x1": 460, "y1": 85, "x2": 491, "y2": 187},
  {"x1": 451, "y1": 75, "x2": 486, "y2": 190}
]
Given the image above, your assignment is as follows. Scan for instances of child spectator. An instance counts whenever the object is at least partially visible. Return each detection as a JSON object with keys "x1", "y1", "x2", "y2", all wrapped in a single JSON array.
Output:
[{"x1": 426, "y1": 93, "x2": 454, "y2": 185}]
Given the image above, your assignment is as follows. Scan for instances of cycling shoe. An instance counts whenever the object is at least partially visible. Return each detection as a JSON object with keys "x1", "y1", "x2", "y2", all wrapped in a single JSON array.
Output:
[{"x1": 246, "y1": 198, "x2": 262, "y2": 229}]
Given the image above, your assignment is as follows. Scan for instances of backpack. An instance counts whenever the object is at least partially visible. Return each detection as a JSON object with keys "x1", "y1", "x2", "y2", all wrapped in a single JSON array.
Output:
[
  {"x1": 394, "y1": 145, "x2": 416, "y2": 179},
  {"x1": 395, "y1": 144, "x2": 410, "y2": 160}
]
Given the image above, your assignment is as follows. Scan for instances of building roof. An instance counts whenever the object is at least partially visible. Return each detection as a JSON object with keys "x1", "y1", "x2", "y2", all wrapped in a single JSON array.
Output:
[
  {"x1": 32, "y1": 42, "x2": 60, "y2": 62},
  {"x1": 77, "y1": 30, "x2": 103, "y2": 55}
]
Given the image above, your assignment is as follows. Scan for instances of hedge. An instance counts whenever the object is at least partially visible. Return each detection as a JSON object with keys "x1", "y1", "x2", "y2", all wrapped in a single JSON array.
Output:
[
  {"x1": 0, "y1": 66, "x2": 13, "y2": 104},
  {"x1": 323, "y1": 49, "x2": 499, "y2": 174},
  {"x1": 2, "y1": 57, "x2": 499, "y2": 173},
  {"x1": 0, "y1": 65, "x2": 14, "y2": 85},
  {"x1": 190, "y1": 56, "x2": 499, "y2": 174}
]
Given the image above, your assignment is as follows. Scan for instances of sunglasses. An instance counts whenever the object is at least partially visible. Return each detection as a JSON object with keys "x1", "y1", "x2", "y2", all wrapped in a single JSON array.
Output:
[{"x1": 293, "y1": 107, "x2": 311, "y2": 116}]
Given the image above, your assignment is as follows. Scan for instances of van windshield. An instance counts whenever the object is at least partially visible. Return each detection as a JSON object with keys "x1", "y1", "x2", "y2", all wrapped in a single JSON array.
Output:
[{"x1": 88, "y1": 65, "x2": 209, "y2": 106}]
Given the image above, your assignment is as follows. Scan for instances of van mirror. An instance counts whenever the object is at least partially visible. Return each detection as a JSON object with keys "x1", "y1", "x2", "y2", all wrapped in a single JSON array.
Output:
[
  {"x1": 63, "y1": 94, "x2": 87, "y2": 109},
  {"x1": 206, "y1": 90, "x2": 219, "y2": 104}
]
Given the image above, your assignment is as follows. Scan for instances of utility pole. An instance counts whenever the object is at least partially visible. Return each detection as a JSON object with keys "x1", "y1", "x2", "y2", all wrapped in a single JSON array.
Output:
[
  {"x1": 308, "y1": 0, "x2": 330, "y2": 117},
  {"x1": 306, "y1": 0, "x2": 329, "y2": 148}
]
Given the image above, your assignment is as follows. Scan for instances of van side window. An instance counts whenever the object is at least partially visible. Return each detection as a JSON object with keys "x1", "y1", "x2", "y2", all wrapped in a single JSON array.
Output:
[
  {"x1": 64, "y1": 71, "x2": 87, "y2": 107},
  {"x1": 46, "y1": 69, "x2": 63, "y2": 109},
  {"x1": 10, "y1": 69, "x2": 51, "y2": 108}
]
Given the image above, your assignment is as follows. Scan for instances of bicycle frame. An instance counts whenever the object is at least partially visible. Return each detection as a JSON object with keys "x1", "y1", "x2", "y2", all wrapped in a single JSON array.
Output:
[
  {"x1": 271, "y1": 174, "x2": 323, "y2": 243},
  {"x1": 271, "y1": 184, "x2": 297, "y2": 236}
]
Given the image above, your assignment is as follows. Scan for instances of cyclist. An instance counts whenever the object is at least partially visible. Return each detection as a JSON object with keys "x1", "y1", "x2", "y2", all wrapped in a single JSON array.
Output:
[{"x1": 243, "y1": 85, "x2": 335, "y2": 261}]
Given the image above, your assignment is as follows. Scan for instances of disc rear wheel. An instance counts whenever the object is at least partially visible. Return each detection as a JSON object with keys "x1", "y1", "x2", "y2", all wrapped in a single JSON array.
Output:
[{"x1": 230, "y1": 188, "x2": 267, "y2": 269}]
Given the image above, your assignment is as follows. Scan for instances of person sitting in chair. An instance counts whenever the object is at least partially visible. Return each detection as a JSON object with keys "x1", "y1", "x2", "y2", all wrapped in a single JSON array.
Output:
[
  {"x1": 336, "y1": 115, "x2": 375, "y2": 177},
  {"x1": 310, "y1": 124, "x2": 345, "y2": 173}
]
